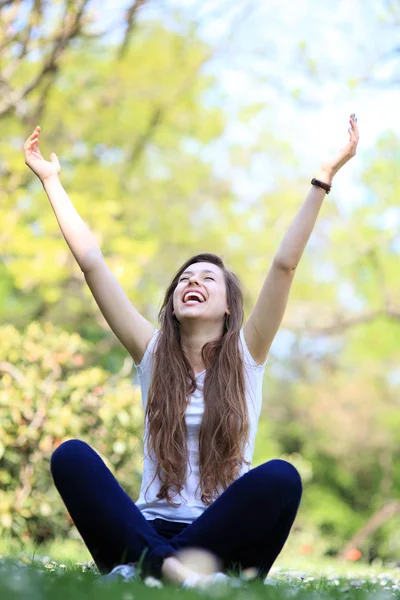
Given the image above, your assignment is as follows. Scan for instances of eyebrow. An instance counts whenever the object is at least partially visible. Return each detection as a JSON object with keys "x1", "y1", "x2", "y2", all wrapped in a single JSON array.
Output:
[{"x1": 180, "y1": 270, "x2": 218, "y2": 277}]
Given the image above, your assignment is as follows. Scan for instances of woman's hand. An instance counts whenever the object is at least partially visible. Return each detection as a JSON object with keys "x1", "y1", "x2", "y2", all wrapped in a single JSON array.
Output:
[
  {"x1": 24, "y1": 126, "x2": 61, "y2": 182},
  {"x1": 319, "y1": 113, "x2": 359, "y2": 181}
]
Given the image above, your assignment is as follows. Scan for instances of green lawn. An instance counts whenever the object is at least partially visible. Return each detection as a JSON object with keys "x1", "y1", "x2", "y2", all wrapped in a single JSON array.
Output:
[{"x1": 1, "y1": 538, "x2": 399, "y2": 599}]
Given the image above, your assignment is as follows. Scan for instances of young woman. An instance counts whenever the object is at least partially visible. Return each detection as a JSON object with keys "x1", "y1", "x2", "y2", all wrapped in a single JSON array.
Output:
[{"x1": 23, "y1": 114, "x2": 359, "y2": 586}]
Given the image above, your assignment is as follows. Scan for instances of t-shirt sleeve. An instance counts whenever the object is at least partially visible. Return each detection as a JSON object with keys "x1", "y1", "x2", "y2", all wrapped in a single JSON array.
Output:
[
  {"x1": 239, "y1": 327, "x2": 268, "y2": 370},
  {"x1": 134, "y1": 328, "x2": 160, "y2": 374}
]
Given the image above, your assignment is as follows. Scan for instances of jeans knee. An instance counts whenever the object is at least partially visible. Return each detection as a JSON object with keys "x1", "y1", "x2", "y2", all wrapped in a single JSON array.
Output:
[
  {"x1": 50, "y1": 439, "x2": 90, "y2": 476},
  {"x1": 258, "y1": 459, "x2": 302, "y2": 498}
]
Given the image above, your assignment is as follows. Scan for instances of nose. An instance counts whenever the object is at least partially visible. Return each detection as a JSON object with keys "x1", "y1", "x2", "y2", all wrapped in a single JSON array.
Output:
[{"x1": 188, "y1": 274, "x2": 199, "y2": 285}]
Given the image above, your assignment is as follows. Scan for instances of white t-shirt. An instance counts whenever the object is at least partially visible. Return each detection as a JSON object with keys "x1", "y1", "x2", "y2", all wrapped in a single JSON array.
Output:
[{"x1": 134, "y1": 328, "x2": 267, "y2": 523}]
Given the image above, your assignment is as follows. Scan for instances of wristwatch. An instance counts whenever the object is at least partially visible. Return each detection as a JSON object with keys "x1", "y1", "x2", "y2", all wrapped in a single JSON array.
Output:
[{"x1": 311, "y1": 178, "x2": 332, "y2": 194}]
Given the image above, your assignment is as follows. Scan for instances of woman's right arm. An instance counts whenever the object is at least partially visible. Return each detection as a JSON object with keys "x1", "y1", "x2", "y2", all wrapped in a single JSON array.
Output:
[{"x1": 24, "y1": 126, "x2": 155, "y2": 365}]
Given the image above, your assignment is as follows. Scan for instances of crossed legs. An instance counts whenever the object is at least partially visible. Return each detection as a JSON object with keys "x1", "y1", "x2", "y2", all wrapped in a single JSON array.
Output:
[{"x1": 50, "y1": 440, "x2": 302, "y2": 581}]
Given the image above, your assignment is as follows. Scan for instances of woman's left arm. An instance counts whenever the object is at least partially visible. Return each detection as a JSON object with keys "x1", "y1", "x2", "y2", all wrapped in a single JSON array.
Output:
[{"x1": 244, "y1": 113, "x2": 360, "y2": 365}]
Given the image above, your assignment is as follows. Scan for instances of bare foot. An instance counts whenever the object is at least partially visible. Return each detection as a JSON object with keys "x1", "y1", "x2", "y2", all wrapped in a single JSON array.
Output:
[
  {"x1": 161, "y1": 548, "x2": 221, "y2": 586},
  {"x1": 161, "y1": 556, "x2": 198, "y2": 585}
]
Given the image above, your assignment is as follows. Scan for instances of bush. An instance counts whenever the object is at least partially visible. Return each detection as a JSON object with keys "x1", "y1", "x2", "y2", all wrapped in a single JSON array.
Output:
[{"x1": 0, "y1": 322, "x2": 143, "y2": 543}]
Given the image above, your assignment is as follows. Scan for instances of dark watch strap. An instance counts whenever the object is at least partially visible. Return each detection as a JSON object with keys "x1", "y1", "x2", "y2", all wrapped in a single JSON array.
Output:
[{"x1": 311, "y1": 178, "x2": 332, "y2": 194}]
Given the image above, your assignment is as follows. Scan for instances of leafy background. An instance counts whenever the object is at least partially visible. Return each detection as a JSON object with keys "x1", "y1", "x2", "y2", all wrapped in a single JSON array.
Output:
[{"x1": 1, "y1": 0, "x2": 399, "y2": 566}]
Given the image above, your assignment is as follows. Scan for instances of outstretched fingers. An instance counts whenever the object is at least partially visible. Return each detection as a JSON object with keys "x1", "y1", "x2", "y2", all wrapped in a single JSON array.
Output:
[
  {"x1": 348, "y1": 113, "x2": 359, "y2": 138},
  {"x1": 24, "y1": 126, "x2": 40, "y2": 150},
  {"x1": 347, "y1": 113, "x2": 359, "y2": 155}
]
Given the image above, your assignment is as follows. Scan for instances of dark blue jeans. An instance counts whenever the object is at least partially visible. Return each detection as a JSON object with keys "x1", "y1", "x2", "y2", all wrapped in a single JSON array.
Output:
[{"x1": 50, "y1": 440, "x2": 302, "y2": 579}]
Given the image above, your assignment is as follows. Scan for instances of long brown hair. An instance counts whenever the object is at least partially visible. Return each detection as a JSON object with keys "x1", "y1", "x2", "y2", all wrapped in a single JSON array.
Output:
[{"x1": 144, "y1": 253, "x2": 250, "y2": 507}]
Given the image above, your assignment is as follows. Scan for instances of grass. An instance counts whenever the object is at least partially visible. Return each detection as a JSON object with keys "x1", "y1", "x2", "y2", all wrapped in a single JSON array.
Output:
[{"x1": 0, "y1": 538, "x2": 399, "y2": 600}]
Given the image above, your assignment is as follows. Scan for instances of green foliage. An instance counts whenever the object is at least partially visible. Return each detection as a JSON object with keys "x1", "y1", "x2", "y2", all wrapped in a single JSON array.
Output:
[
  {"x1": 1, "y1": 8, "x2": 399, "y2": 563},
  {"x1": 0, "y1": 322, "x2": 143, "y2": 543}
]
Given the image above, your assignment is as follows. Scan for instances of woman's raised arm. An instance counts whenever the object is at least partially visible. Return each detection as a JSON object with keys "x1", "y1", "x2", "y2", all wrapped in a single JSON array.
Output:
[
  {"x1": 243, "y1": 114, "x2": 360, "y2": 365},
  {"x1": 24, "y1": 126, "x2": 155, "y2": 365}
]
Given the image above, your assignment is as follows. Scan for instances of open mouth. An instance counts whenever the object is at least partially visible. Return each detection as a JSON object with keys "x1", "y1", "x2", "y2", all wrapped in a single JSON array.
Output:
[{"x1": 182, "y1": 291, "x2": 206, "y2": 304}]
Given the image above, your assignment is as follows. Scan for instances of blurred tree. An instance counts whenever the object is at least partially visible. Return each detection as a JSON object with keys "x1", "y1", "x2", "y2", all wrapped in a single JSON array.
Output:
[
  {"x1": 253, "y1": 134, "x2": 400, "y2": 557},
  {"x1": 1, "y1": 0, "x2": 399, "y2": 561}
]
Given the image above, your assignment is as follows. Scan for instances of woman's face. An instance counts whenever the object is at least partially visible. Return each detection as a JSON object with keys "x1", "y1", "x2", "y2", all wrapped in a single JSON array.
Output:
[{"x1": 173, "y1": 262, "x2": 230, "y2": 325}]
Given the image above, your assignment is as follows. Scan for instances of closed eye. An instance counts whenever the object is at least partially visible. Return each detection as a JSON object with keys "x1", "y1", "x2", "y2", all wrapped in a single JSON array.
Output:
[{"x1": 179, "y1": 276, "x2": 215, "y2": 281}]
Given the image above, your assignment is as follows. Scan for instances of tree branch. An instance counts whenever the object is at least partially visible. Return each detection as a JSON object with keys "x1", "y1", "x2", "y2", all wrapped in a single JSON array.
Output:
[
  {"x1": 0, "y1": 0, "x2": 91, "y2": 119},
  {"x1": 288, "y1": 307, "x2": 400, "y2": 335},
  {"x1": 339, "y1": 500, "x2": 400, "y2": 560},
  {"x1": 125, "y1": 105, "x2": 164, "y2": 166},
  {"x1": 0, "y1": 0, "x2": 18, "y2": 7},
  {"x1": 117, "y1": 0, "x2": 150, "y2": 60}
]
